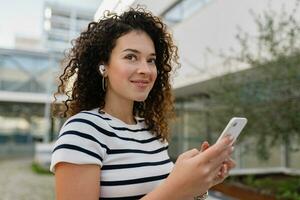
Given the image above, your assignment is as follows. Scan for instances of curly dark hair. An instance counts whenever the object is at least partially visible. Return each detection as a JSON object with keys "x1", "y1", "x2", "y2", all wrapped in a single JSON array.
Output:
[{"x1": 53, "y1": 7, "x2": 180, "y2": 141}]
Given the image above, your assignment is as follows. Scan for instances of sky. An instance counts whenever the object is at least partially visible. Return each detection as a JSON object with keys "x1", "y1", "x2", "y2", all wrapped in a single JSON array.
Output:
[
  {"x1": 0, "y1": 0, "x2": 102, "y2": 49},
  {"x1": 0, "y1": 0, "x2": 44, "y2": 48}
]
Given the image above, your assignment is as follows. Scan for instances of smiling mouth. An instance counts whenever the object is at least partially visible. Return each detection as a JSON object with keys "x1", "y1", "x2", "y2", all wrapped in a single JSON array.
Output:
[{"x1": 130, "y1": 80, "x2": 150, "y2": 88}]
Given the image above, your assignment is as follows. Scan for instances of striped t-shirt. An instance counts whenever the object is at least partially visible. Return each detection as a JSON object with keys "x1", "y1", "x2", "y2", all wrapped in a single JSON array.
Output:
[{"x1": 50, "y1": 108, "x2": 174, "y2": 199}]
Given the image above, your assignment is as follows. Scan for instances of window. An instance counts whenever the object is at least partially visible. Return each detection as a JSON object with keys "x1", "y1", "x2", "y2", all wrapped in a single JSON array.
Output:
[{"x1": 162, "y1": 0, "x2": 211, "y2": 25}]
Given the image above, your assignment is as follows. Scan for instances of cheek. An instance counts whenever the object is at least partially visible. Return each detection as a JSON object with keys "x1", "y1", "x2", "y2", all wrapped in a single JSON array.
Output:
[
  {"x1": 110, "y1": 64, "x2": 132, "y2": 82},
  {"x1": 115, "y1": 69, "x2": 129, "y2": 81},
  {"x1": 152, "y1": 68, "x2": 158, "y2": 81},
  {"x1": 149, "y1": 69, "x2": 158, "y2": 90}
]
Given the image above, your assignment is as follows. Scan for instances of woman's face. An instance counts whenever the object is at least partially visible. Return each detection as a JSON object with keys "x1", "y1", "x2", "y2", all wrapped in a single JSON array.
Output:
[{"x1": 105, "y1": 30, "x2": 157, "y2": 102}]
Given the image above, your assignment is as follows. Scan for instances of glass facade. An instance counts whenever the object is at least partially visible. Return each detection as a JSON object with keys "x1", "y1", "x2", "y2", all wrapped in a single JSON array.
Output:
[
  {"x1": 43, "y1": 2, "x2": 95, "y2": 53},
  {"x1": 171, "y1": 98, "x2": 300, "y2": 170},
  {"x1": 162, "y1": 0, "x2": 211, "y2": 25},
  {"x1": 0, "y1": 49, "x2": 60, "y2": 93},
  {"x1": 0, "y1": 48, "x2": 63, "y2": 157}
]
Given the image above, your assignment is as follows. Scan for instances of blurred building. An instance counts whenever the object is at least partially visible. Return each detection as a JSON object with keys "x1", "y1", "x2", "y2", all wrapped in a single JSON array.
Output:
[
  {"x1": 0, "y1": 0, "x2": 102, "y2": 158},
  {"x1": 15, "y1": 36, "x2": 43, "y2": 51},
  {"x1": 43, "y1": 1, "x2": 97, "y2": 53},
  {"x1": 95, "y1": 0, "x2": 300, "y2": 172},
  {"x1": 0, "y1": 48, "x2": 61, "y2": 157}
]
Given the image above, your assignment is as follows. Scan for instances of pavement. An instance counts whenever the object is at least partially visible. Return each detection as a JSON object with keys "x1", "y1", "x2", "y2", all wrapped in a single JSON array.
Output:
[
  {"x1": 0, "y1": 157, "x2": 55, "y2": 200},
  {"x1": 0, "y1": 158, "x2": 234, "y2": 200},
  {"x1": 208, "y1": 191, "x2": 236, "y2": 200}
]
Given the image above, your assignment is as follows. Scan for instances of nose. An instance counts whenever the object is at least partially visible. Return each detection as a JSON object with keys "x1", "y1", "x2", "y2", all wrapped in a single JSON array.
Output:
[{"x1": 137, "y1": 60, "x2": 152, "y2": 74}]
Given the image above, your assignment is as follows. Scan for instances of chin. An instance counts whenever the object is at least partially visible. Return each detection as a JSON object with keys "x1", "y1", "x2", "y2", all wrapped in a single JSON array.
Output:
[
  {"x1": 133, "y1": 94, "x2": 149, "y2": 102},
  {"x1": 134, "y1": 97, "x2": 147, "y2": 102}
]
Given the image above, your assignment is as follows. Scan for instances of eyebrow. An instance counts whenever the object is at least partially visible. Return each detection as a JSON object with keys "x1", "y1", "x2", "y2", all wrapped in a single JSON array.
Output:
[{"x1": 122, "y1": 48, "x2": 156, "y2": 56}]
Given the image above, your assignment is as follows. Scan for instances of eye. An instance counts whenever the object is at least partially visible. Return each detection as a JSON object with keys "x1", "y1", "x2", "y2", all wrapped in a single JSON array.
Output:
[
  {"x1": 148, "y1": 58, "x2": 156, "y2": 64},
  {"x1": 124, "y1": 54, "x2": 137, "y2": 61}
]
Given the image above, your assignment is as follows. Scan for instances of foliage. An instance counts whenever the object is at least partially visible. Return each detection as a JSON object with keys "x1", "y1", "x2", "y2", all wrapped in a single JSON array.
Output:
[
  {"x1": 31, "y1": 162, "x2": 52, "y2": 175},
  {"x1": 206, "y1": 0, "x2": 300, "y2": 160},
  {"x1": 228, "y1": 175, "x2": 300, "y2": 200}
]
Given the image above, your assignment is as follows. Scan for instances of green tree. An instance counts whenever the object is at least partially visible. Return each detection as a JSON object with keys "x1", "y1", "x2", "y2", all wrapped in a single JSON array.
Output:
[{"x1": 209, "y1": 0, "x2": 300, "y2": 160}]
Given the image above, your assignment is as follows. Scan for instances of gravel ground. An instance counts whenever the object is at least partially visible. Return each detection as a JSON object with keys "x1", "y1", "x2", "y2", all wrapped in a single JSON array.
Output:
[{"x1": 0, "y1": 157, "x2": 54, "y2": 200}]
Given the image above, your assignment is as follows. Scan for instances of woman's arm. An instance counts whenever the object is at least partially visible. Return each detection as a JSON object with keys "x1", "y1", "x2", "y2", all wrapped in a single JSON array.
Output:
[{"x1": 55, "y1": 162, "x2": 100, "y2": 200}]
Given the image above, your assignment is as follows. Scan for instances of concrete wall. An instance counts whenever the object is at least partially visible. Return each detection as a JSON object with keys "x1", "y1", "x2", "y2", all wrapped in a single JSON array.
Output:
[{"x1": 171, "y1": 0, "x2": 299, "y2": 87}]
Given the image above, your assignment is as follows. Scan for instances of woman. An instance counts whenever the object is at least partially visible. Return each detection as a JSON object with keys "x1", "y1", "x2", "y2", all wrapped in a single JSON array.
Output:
[{"x1": 50, "y1": 7, "x2": 235, "y2": 200}]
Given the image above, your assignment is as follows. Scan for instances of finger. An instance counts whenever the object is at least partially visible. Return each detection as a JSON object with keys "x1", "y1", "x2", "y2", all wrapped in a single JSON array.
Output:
[
  {"x1": 224, "y1": 158, "x2": 236, "y2": 170},
  {"x1": 216, "y1": 146, "x2": 234, "y2": 165},
  {"x1": 213, "y1": 164, "x2": 229, "y2": 184},
  {"x1": 212, "y1": 167, "x2": 226, "y2": 185},
  {"x1": 222, "y1": 163, "x2": 228, "y2": 176},
  {"x1": 214, "y1": 159, "x2": 235, "y2": 182},
  {"x1": 216, "y1": 163, "x2": 227, "y2": 177},
  {"x1": 200, "y1": 141, "x2": 210, "y2": 152},
  {"x1": 217, "y1": 164, "x2": 224, "y2": 177},
  {"x1": 219, "y1": 134, "x2": 234, "y2": 146},
  {"x1": 202, "y1": 145, "x2": 233, "y2": 171},
  {"x1": 214, "y1": 171, "x2": 229, "y2": 184},
  {"x1": 179, "y1": 148, "x2": 200, "y2": 159},
  {"x1": 198, "y1": 135, "x2": 233, "y2": 161}
]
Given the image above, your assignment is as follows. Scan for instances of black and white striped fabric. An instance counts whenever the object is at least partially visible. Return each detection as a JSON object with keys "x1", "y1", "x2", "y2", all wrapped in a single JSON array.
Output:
[{"x1": 50, "y1": 108, "x2": 174, "y2": 199}]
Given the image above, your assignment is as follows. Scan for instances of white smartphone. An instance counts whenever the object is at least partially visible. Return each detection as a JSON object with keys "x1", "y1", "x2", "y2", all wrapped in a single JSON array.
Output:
[{"x1": 216, "y1": 117, "x2": 247, "y2": 145}]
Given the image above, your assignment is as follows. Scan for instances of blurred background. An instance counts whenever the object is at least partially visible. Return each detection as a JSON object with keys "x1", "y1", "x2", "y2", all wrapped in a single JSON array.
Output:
[{"x1": 0, "y1": 0, "x2": 299, "y2": 199}]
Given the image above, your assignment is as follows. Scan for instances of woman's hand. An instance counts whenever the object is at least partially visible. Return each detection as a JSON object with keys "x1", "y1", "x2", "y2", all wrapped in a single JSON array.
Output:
[
  {"x1": 200, "y1": 141, "x2": 236, "y2": 186},
  {"x1": 163, "y1": 136, "x2": 235, "y2": 200}
]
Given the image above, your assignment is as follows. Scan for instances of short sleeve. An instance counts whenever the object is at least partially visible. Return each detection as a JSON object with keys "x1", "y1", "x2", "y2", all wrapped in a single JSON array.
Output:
[{"x1": 50, "y1": 114, "x2": 108, "y2": 173}]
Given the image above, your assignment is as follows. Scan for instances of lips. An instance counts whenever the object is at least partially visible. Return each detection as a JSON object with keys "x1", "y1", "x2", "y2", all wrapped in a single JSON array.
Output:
[{"x1": 130, "y1": 80, "x2": 150, "y2": 88}]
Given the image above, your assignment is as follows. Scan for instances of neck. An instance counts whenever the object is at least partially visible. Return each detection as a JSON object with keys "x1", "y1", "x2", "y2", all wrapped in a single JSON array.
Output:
[{"x1": 103, "y1": 91, "x2": 136, "y2": 125}]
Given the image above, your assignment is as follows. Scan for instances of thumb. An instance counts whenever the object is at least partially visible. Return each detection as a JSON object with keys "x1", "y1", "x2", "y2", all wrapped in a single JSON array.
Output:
[{"x1": 200, "y1": 141, "x2": 210, "y2": 152}]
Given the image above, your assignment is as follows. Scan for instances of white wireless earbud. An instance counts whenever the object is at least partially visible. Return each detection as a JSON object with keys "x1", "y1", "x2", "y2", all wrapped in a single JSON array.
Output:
[
  {"x1": 99, "y1": 64, "x2": 105, "y2": 75},
  {"x1": 98, "y1": 64, "x2": 107, "y2": 92}
]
